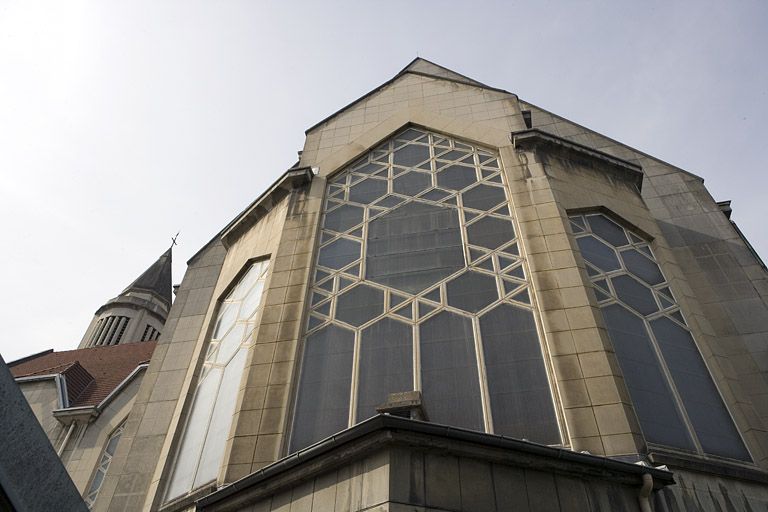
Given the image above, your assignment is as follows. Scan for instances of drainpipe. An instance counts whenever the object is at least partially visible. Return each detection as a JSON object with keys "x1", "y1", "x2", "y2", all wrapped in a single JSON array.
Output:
[
  {"x1": 57, "y1": 421, "x2": 77, "y2": 457},
  {"x1": 637, "y1": 472, "x2": 653, "y2": 512}
]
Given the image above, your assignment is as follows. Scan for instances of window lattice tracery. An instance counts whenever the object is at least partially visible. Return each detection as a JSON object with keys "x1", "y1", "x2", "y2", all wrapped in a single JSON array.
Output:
[
  {"x1": 165, "y1": 260, "x2": 270, "y2": 500},
  {"x1": 569, "y1": 212, "x2": 750, "y2": 461},
  {"x1": 290, "y1": 127, "x2": 561, "y2": 452}
]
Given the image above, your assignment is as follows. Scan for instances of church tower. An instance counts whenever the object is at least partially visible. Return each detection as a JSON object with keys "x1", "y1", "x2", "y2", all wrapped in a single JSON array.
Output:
[{"x1": 78, "y1": 247, "x2": 173, "y2": 348}]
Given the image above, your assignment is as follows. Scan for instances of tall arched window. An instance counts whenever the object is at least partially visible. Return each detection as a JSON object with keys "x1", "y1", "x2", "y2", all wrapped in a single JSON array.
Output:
[
  {"x1": 290, "y1": 127, "x2": 562, "y2": 452},
  {"x1": 84, "y1": 421, "x2": 125, "y2": 509},
  {"x1": 569, "y1": 212, "x2": 750, "y2": 461},
  {"x1": 165, "y1": 260, "x2": 270, "y2": 500}
]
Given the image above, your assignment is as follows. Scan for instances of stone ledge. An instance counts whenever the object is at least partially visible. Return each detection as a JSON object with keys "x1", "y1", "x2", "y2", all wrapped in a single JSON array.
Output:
[
  {"x1": 511, "y1": 128, "x2": 644, "y2": 192},
  {"x1": 197, "y1": 415, "x2": 674, "y2": 511}
]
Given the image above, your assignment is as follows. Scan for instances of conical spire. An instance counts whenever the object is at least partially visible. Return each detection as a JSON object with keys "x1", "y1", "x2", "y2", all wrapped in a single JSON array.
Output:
[{"x1": 122, "y1": 247, "x2": 173, "y2": 307}]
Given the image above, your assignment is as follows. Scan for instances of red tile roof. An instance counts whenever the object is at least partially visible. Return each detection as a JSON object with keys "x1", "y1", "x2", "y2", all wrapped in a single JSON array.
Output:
[{"x1": 10, "y1": 342, "x2": 156, "y2": 408}]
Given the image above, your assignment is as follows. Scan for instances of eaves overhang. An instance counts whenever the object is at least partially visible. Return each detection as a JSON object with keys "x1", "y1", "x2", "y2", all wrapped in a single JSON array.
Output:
[
  {"x1": 197, "y1": 414, "x2": 674, "y2": 511},
  {"x1": 511, "y1": 128, "x2": 644, "y2": 192},
  {"x1": 187, "y1": 167, "x2": 313, "y2": 265}
]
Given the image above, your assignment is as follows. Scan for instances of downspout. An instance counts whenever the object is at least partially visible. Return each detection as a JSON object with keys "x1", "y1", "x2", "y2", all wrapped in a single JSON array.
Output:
[
  {"x1": 57, "y1": 421, "x2": 77, "y2": 457},
  {"x1": 638, "y1": 472, "x2": 653, "y2": 512}
]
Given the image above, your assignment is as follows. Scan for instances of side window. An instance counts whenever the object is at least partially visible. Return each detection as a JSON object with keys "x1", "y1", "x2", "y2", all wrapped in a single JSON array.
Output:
[
  {"x1": 164, "y1": 259, "x2": 270, "y2": 501},
  {"x1": 84, "y1": 422, "x2": 125, "y2": 509},
  {"x1": 569, "y1": 213, "x2": 750, "y2": 461}
]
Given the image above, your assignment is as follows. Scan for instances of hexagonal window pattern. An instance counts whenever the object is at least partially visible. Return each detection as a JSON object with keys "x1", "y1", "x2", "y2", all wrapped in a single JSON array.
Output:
[
  {"x1": 446, "y1": 270, "x2": 498, "y2": 313},
  {"x1": 317, "y1": 238, "x2": 360, "y2": 270},
  {"x1": 621, "y1": 248, "x2": 665, "y2": 285},
  {"x1": 611, "y1": 274, "x2": 658, "y2": 316},
  {"x1": 392, "y1": 144, "x2": 430, "y2": 167},
  {"x1": 291, "y1": 127, "x2": 561, "y2": 453},
  {"x1": 348, "y1": 178, "x2": 388, "y2": 205},
  {"x1": 575, "y1": 236, "x2": 620, "y2": 272},
  {"x1": 586, "y1": 214, "x2": 628, "y2": 247},
  {"x1": 462, "y1": 184, "x2": 507, "y2": 211},
  {"x1": 325, "y1": 204, "x2": 364, "y2": 233},
  {"x1": 393, "y1": 171, "x2": 431, "y2": 196},
  {"x1": 367, "y1": 202, "x2": 464, "y2": 294},
  {"x1": 336, "y1": 283, "x2": 384, "y2": 326},
  {"x1": 467, "y1": 216, "x2": 516, "y2": 250},
  {"x1": 568, "y1": 212, "x2": 749, "y2": 460},
  {"x1": 437, "y1": 164, "x2": 477, "y2": 191}
]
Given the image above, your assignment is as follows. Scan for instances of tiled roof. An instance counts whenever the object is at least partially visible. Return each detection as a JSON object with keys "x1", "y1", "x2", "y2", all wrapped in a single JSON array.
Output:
[{"x1": 10, "y1": 342, "x2": 156, "y2": 408}]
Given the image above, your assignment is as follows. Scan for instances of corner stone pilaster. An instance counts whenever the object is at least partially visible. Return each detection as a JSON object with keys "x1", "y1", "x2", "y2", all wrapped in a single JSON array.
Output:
[{"x1": 499, "y1": 144, "x2": 646, "y2": 458}]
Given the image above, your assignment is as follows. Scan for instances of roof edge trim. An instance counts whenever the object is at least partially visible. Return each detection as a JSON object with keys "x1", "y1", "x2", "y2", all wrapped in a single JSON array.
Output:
[
  {"x1": 187, "y1": 167, "x2": 314, "y2": 265},
  {"x1": 518, "y1": 98, "x2": 704, "y2": 182}
]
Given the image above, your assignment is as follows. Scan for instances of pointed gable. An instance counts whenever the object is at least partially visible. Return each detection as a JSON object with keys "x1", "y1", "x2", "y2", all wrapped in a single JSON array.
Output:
[{"x1": 401, "y1": 57, "x2": 488, "y2": 87}]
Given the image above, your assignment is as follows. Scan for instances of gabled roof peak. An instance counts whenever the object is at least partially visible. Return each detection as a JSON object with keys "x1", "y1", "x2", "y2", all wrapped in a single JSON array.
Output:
[
  {"x1": 121, "y1": 247, "x2": 173, "y2": 306},
  {"x1": 400, "y1": 57, "x2": 489, "y2": 88}
]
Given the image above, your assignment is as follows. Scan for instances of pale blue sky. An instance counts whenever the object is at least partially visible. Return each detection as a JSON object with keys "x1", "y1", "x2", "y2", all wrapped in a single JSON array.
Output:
[{"x1": 1, "y1": 1, "x2": 766, "y2": 361}]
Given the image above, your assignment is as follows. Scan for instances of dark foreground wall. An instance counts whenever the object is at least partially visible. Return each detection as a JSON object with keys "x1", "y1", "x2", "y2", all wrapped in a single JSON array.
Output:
[{"x1": 0, "y1": 355, "x2": 87, "y2": 512}]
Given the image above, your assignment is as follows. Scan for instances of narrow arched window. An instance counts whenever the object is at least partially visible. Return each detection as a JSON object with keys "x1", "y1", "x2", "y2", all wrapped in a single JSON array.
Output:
[
  {"x1": 290, "y1": 127, "x2": 562, "y2": 452},
  {"x1": 569, "y1": 212, "x2": 750, "y2": 461},
  {"x1": 165, "y1": 259, "x2": 270, "y2": 500},
  {"x1": 84, "y1": 421, "x2": 125, "y2": 509}
]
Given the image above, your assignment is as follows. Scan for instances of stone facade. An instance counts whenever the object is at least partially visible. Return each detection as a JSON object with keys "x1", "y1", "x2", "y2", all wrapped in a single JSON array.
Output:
[{"x1": 45, "y1": 58, "x2": 768, "y2": 511}]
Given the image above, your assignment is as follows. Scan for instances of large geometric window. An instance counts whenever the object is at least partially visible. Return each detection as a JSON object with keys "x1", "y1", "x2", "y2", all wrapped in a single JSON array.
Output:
[
  {"x1": 289, "y1": 127, "x2": 561, "y2": 452},
  {"x1": 569, "y1": 213, "x2": 750, "y2": 461},
  {"x1": 165, "y1": 260, "x2": 270, "y2": 500},
  {"x1": 84, "y1": 421, "x2": 125, "y2": 509}
]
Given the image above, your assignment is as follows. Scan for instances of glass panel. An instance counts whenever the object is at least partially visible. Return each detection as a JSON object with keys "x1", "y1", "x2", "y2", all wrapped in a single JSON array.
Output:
[
  {"x1": 215, "y1": 323, "x2": 246, "y2": 365},
  {"x1": 620, "y1": 249, "x2": 665, "y2": 285},
  {"x1": 239, "y1": 280, "x2": 265, "y2": 319},
  {"x1": 291, "y1": 325, "x2": 355, "y2": 452},
  {"x1": 336, "y1": 284, "x2": 385, "y2": 326},
  {"x1": 480, "y1": 305, "x2": 560, "y2": 443},
  {"x1": 575, "y1": 236, "x2": 620, "y2": 272},
  {"x1": 366, "y1": 202, "x2": 465, "y2": 294},
  {"x1": 325, "y1": 204, "x2": 364, "y2": 232},
  {"x1": 348, "y1": 178, "x2": 388, "y2": 204},
  {"x1": 587, "y1": 215, "x2": 628, "y2": 246},
  {"x1": 612, "y1": 275, "x2": 658, "y2": 316},
  {"x1": 602, "y1": 305, "x2": 695, "y2": 450},
  {"x1": 461, "y1": 184, "x2": 507, "y2": 211},
  {"x1": 420, "y1": 311, "x2": 484, "y2": 430},
  {"x1": 356, "y1": 318, "x2": 413, "y2": 422},
  {"x1": 650, "y1": 317, "x2": 750, "y2": 460},
  {"x1": 213, "y1": 303, "x2": 238, "y2": 339},
  {"x1": 318, "y1": 238, "x2": 360, "y2": 270},
  {"x1": 194, "y1": 348, "x2": 248, "y2": 488},
  {"x1": 166, "y1": 367, "x2": 223, "y2": 498},
  {"x1": 393, "y1": 171, "x2": 431, "y2": 196},
  {"x1": 445, "y1": 271, "x2": 498, "y2": 313},
  {"x1": 437, "y1": 164, "x2": 477, "y2": 191},
  {"x1": 466, "y1": 216, "x2": 516, "y2": 250},
  {"x1": 392, "y1": 144, "x2": 430, "y2": 167}
]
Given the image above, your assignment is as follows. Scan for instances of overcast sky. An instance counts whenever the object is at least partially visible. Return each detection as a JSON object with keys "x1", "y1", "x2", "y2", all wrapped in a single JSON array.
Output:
[{"x1": 1, "y1": 1, "x2": 766, "y2": 362}]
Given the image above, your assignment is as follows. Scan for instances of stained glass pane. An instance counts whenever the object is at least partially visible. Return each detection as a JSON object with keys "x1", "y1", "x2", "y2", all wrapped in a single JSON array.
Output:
[
  {"x1": 575, "y1": 236, "x2": 620, "y2": 272},
  {"x1": 357, "y1": 318, "x2": 413, "y2": 422},
  {"x1": 291, "y1": 325, "x2": 355, "y2": 451},
  {"x1": 480, "y1": 305, "x2": 560, "y2": 443},
  {"x1": 587, "y1": 215, "x2": 628, "y2": 246},
  {"x1": 366, "y1": 202, "x2": 464, "y2": 294},
  {"x1": 651, "y1": 317, "x2": 750, "y2": 460},
  {"x1": 602, "y1": 305, "x2": 695, "y2": 450},
  {"x1": 420, "y1": 311, "x2": 484, "y2": 430}
]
